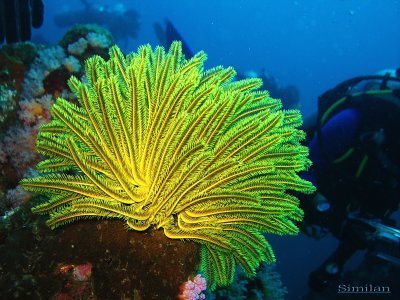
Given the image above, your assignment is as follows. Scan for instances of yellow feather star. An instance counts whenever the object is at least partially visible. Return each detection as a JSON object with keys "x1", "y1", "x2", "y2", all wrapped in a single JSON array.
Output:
[{"x1": 21, "y1": 41, "x2": 315, "y2": 290}]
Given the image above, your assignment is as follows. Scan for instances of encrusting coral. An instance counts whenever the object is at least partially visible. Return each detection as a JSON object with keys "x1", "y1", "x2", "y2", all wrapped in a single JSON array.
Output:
[{"x1": 21, "y1": 41, "x2": 315, "y2": 290}]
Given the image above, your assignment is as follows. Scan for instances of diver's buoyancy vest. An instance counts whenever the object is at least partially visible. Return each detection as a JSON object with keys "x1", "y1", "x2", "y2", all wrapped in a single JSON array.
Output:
[{"x1": 314, "y1": 75, "x2": 400, "y2": 215}]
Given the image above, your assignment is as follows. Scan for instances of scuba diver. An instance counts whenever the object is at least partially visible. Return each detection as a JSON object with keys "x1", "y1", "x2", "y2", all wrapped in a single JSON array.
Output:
[
  {"x1": 0, "y1": 0, "x2": 44, "y2": 44},
  {"x1": 300, "y1": 68, "x2": 400, "y2": 295},
  {"x1": 154, "y1": 18, "x2": 194, "y2": 59}
]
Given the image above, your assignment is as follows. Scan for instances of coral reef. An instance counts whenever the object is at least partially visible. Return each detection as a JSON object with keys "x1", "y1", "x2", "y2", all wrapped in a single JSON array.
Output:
[
  {"x1": 0, "y1": 25, "x2": 114, "y2": 215},
  {"x1": 0, "y1": 84, "x2": 17, "y2": 127},
  {"x1": 0, "y1": 43, "x2": 39, "y2": 91},
  {"x1": 59, "y1": 24, "x2": 114, "y2": 61}
]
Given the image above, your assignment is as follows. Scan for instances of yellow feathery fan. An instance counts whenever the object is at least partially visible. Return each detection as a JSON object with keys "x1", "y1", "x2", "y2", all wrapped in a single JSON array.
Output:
[{"x1": 21, "y1": 41, "x2": 315, "y2": 289}]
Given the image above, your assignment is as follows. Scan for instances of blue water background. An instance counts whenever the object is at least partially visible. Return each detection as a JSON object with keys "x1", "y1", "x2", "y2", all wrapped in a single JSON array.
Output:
[
  {"x1": 36, "y1": 0, "x2": 400, "y2": 118},
  {"x1": 32, "y1": 0, "x2": 400, "y2": 298}
]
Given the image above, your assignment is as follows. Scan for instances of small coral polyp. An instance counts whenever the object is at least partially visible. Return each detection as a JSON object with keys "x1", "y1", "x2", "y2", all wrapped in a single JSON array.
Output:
[
  {"x1": 21, "y1": 41, "x2": 315, "y2": 290},
  {"x1": 178, "y1": 274, "x2": 207, "y2": 300}
]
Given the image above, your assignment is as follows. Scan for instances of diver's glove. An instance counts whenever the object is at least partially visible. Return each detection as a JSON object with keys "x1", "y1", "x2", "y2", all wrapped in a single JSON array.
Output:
[{"x1": 0, "y1": 0, "x2": 44, "y2": 44}]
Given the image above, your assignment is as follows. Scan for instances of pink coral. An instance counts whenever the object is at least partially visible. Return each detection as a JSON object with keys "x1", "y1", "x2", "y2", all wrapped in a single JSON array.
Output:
[
  {"x1": 2, "y1": 125, "x2": 40, "y2": 172},
  {"x1": 55, "y1": 263, "x2": 94, "y2": 299},
  {"x1": 72, "y1": 263, "x2": 93, "y2": 281},
  {"x1": 0, "y1": 94, "x2": 53, "y2": 177},
  {"x1": 178, "y1": 274, "x2": 207, "y2": 300}
]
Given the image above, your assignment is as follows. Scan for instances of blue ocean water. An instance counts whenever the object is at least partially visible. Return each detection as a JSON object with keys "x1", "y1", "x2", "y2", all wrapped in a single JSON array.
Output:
[
  {"x1": 38, "y1": 0, "x2": 400, "y2": 118},
  {"x1": 21, "y1": 0, "x2": 400, "y2": 298}
]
